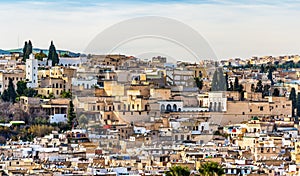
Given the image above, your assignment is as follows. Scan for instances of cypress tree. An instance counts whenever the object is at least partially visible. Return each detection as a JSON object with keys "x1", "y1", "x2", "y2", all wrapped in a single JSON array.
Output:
[
  {"x1": 211, "y1": 69, "x2": 218, "y2": 91},
  {"x1": 260, "y1": 64, "x2": 265, "y2": 73},
  {"x1": 297, "y1": 93, "x2": 300, "y2": 117},
  {"x1": 23, "y1": 40, "x2": 33, "y2": 61},
  {"x1": 7, "y1": 78, "x2": 17, "y2": 103},
  {"x1": 225, "y1": 73, "x2": 229, "y2": 91},
  {"x1": 268, "y1": 68, "x2": 274, "y2": 85},
  {"x1": 211, "y1": 67, "x2": 226, "y2": 91},
  {"x1": 67, "y1": 100, "x2": 76, "y2": 130},
  {"x1": 289, "y1": 88, "x2": 297, "y2": 116},
  {"x1": 1, "y1": 90, "x2": 9, "y2": 102},
  {"x1": 229, "y1": 81, "x2": 233, "y2": 91},
  {"x1": 22, "y1": 41, "x2": 28, "y2": 62},
  {"x1": 234, "y1": 77, "x2": 239, "y2": 91},
  {"x1": 27, "y1": 40, "x2": 33, "y2": 57},
  {"x1": 194, "y1": 77, "x2": 203, "y2": 90},
  {"x1": 48, "y1": 41, "x2": 59, "y2": 66}
]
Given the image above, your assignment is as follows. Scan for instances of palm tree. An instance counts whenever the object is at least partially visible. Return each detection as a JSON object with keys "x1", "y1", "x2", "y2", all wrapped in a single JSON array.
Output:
[
  {"x1": 165, "y1": 165, "x2": 190, "y2": 176},
  {"x1": 198, "y1": 162, "x2": 224, "y2": 176}
]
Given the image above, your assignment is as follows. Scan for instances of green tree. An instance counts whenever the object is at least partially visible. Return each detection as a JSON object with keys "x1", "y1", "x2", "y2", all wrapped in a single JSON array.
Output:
[
  {"x1": 47, "y1": 41, "x2": 59, "y2": 66},
  {"x1": 260, "y1": 64, "x2": 265, "y2": 73},
  {"x1": 24, "y1": 88, "x2": 37, "y2": 97},
  {"x1": 22, "y1": 41, "x2": 28, "y2": 62},
  {"x1": 228, "y1": 81, "x2": 233, "y2": 91},
  {"x1": 67, "y1": 100, "x2": 76, "y2": 130},
  {"x1": 198, "y1": 162, "x2": 225, "y2": 176},
  {"x1": 225, "y1": 73, "x2": 229, "y2": 91},
  {"x1": 297, "y1": 93, "x2": 300, "y2": 117},
  {"x1": 272, "y1": 88, "x2": 280, "y2": 97},
  {"x1": 268, "y1": 68, "x2": 274, "y2": 85},
  {"x1": 61, "y1": 53, "x2": 71, "y2": 57},
  {"x1": 1, "y1": 90, "x2": 9, "y2": 102},
  {"x1": 7, "y1": 78, "x2": 17, "y2": 103},
  {"x1": 255, "y1": 80, "x2": 263, "y2": 93},
  {"x1": 262, "y1": 84, "x2": 270, "y2": 98},
  {"x1": 165, "y1": 165, "x2": 190, "y2": 176},
  {"x1": 211, "y1": 67, "x2": 226, "y2": 91},
  {"x1": 233, "y1": 77, "x2": 239, "y2": 91},
  {"x1": 35, "y1": 50, "x2": 47, "y2": 60},
  {"x1": 251, "y1": 84, "x2": 255, "y2": 92},
  {"x1": 241, "y1": 90, "x2": 245, "y2": 101},
  {"x1": 289, "y1": 88, "x2": 297, "y2": 117},
  {"x1": 16, "y1": 81, "x2": 37, "y2": 97},
  {"x1": 61, "y1": 91, "x2": 72, "y2": 98},
  {"x1": 195, "y1": 77, "x2": 203, "y2": 90},
  {"x1": 16, "y1": 81, "x2": 27, "y2": 96},
  {"x1": 48, "y1": 92, "x2": 55, "y2": 99},
  {"x1": 23, "y1": 40, "x2": 33, "y2": 62},
  {"x1": 78, "y1": 114, "x2": 88, "y2": 128}
]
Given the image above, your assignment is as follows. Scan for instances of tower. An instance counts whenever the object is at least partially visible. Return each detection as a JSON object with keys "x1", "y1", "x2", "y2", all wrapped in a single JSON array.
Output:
[{"x1": 26, "y1": 54, "x2": 38, "y2": 88}]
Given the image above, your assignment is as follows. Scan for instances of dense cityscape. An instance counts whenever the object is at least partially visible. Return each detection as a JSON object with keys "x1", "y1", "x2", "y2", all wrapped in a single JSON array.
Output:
[
  {"x1": 1, "y1": 0, "x2": 300, "y2": 175},
  {"x1": 0, "y1": 40, "x2": 299, "y2": 175}
]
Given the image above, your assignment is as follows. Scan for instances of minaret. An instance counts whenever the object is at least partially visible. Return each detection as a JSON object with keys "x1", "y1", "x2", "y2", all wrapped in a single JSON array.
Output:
[{"x1": 26, "y1": 53, "x2": 38, "y2": 88}]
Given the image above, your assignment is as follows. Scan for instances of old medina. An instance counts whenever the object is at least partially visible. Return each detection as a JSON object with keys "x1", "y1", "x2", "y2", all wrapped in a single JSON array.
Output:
[{"x1": 1, "y1": 44, "x2": 300, "y2": 176}]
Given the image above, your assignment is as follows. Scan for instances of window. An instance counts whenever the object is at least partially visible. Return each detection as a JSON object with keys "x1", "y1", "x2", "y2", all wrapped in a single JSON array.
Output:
[
  {"x1": 107, "y1": 115, "x2": 110, "y2": 120},
  {"x1": 260, "y1": 107, "x2": 263, "y2": 111}
]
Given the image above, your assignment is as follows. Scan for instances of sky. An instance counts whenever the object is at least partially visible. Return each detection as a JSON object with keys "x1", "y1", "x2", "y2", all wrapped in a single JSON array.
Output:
[{"x1": 0, "y1": 0, "x2": 300, "y2": 60}]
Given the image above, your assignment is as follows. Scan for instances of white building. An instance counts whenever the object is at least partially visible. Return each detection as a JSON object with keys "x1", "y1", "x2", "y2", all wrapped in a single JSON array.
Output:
[
  {"x1": 72, "y1": 77, "x2": 98, "y2": 89},
  {"x1": 208, "y1": 91, "x2": 227, "y2": 112},
  {"x1": 50, "y1": 114, "x2": 67, "y2": 124},
  {"x1": 26, "y1": 54, "x2": 38, "y2": 88},
  {"x1": 158, "y1": 100, "x2": 183, "y2": 112},
  {"x1": 59, "y1": 56, "x2": 87, "y2": 67}
]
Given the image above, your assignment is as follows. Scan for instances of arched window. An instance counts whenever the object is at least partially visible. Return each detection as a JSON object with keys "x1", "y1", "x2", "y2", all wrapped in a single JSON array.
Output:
[
  {"x1": 214, "y1": 102, "x2": 217, "y2": 112},
  {"x1": 218, "y1": 102, "x2": 222, "y2": 112},
  {"x1": 173, "y1": 104, "x2": 177, "y2": 111},
  {"x1": 161, "y1": 104, "x2": 165, "y2": 112},
  {"x1": 166, "y1": 104, "x2": 172, "y2": 112}
]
